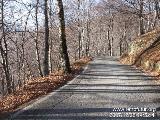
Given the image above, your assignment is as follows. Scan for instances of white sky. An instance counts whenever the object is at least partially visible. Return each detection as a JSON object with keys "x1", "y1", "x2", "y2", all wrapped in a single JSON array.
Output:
[
  {"x1": 5, "y1": 0, "x2": 100, "y2": 30},
  {"x1": 6, "y1": 0, "x2": 42, "y2": 30},
  {"x1": 21, "y1": 0, "x2": 32, "y2": 3}
]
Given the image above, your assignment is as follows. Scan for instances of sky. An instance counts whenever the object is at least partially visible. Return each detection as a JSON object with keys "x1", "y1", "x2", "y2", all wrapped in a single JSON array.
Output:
[
  {"x1": 5, "y1": 0, "x2": 42, "y2": 30},
  {"x1": 5, "y1": 0, "x2": 101, "y2": 30}
]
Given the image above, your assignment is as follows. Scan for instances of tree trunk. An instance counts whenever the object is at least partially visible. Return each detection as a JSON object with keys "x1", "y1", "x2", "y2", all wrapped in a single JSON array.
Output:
[
  {"x1": 0, "y1": 0, "x2": 12, "y2": 94},
  {"x1": 35, "y1": 0, "x2": 43, "y2": 77},
  {"x1": 108, "y1": 29, "x2": 111, "y2": 56},
  {"x1": 155, "y1": 0, "x2": 160, "y2": 19},
  {"x1": 78, "y1": 0, "x2": 81, "y2": 59},
  {"x1": 43, "y1": 0, "x2": 50, "y2": 76},
  {"x1": 86, "y1": 9, "x2": 91, "y2": 57},
  {"x1": 119, "y1": 39, "x2": 122, "y2": 56},
  {"x1": 57, "y1": 0, "x2": 71, "y2": 73},
  {"x1": 139, "y1": 0, "x2": 145, "y2": 35}
]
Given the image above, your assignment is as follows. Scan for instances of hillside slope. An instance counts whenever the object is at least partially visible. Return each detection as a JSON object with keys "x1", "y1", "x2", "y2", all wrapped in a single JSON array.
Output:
[{"x1": 120, "y1": 28, "x2": 160, "y2": 76}]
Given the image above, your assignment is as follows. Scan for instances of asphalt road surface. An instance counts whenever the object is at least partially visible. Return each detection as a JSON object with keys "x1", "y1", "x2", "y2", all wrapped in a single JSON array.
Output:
[{"x1": 9, "y1": 57, "x2": 160, "y2": 120}]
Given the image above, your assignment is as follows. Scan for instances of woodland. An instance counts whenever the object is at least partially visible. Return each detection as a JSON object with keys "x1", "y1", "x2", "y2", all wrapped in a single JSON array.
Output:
[{"x1": 0, "y1": 0, "x2": 160, "y2": 111}]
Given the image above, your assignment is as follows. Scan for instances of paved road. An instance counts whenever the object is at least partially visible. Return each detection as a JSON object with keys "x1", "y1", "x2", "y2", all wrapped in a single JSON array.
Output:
[{"x1": 10, "y1": 57, "x2": 160, "y2": 120}]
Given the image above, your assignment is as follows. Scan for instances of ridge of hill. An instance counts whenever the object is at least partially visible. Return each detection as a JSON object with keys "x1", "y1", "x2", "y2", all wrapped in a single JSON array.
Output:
[{"x1": 120, "y1": 28, "x2": 160, "y2": 76}]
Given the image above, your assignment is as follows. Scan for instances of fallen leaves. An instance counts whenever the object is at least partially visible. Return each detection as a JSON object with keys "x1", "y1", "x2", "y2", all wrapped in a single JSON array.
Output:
[
  {"x1": 120, "y1": 28, "x2": 160, "y2": 79},
  {"x1": 0, "y1": 57, "x2": 92, "y2": 115}
]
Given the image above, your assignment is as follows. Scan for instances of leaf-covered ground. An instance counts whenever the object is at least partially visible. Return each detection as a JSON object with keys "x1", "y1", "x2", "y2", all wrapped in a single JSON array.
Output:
[
  {"x1": 120, "y1": 28, "x2": 160, "y2": 77},
  {"x1": 0, "y1": 57, "x2": 92, "y2": 116}
]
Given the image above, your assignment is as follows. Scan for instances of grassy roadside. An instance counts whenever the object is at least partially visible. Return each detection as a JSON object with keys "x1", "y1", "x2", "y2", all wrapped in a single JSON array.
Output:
[{"x1": 0, "y1": 57, "x2": 92, "y2": 117}]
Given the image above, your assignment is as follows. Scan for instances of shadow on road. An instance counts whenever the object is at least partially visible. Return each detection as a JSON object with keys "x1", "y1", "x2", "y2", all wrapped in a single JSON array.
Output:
[
  {"x1": 11, "y1": 108, "x2": 159, "y2": 120},
  {"x1": 9, "y1": 57, "x2": 160, "y2": 120},
  {"x1": 56, "y1": 89, "x2": 160, "y2": 93}
]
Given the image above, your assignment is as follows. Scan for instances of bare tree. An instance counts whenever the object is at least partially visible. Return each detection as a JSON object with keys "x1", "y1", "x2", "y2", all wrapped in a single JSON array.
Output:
[
  {"x1": 139, "y1": 0, "x2": 145, "y2": 35},
  {"x1": 0, "y1": 0, "x2": 12, "y2": 94},
  {"x1": 57, "y1": 0, "x2": 71, "y2": 73},
  {"x1": 43, "y1": 0, "x2": 50, "y2": 76},
  {"x1": 155, "y1": 0, "x2": 160, "y2": 19},
  {"x1": 35, "y1": 0, "x2": 43, "y2": 77},
  {"x1": 0, "y1": 0, "x2": 160, "y2": 96}
]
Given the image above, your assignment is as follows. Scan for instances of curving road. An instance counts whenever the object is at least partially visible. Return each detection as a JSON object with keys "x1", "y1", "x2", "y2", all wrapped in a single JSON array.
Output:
[{"x1": 10, "y1": 57, "x2": 160, "y2": 120}]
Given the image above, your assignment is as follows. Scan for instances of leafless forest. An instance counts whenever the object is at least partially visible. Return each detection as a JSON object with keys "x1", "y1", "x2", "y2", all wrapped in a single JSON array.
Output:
[{"x1": 0, "y1": 0, "x2": 160, "y2": 96}]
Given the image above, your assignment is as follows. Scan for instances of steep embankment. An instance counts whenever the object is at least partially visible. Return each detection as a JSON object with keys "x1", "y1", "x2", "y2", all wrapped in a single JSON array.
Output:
[{"x1": 120, "y1": 28, "x2": 160, "y2": 76}]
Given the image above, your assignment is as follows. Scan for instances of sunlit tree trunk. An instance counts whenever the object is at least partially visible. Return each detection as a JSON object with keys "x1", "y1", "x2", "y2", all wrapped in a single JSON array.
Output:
[
  {"x1": 35, "y1": 0, "x2": 43, "y2": 77},
  {"x1": 57, "y1": 0, "x2": 71, "y2": 73}
]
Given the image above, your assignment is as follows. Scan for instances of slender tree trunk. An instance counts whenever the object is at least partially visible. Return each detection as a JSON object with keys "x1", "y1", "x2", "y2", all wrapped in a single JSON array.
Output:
[
  {"x1": 16, "y1": 40, "x2": 21, "y2": 89},
  {"x1": 78, "y1": 30, "x2": 81, "y2": 59},
  {"x1": 85, "y1": 4, "x2": 91, "y2": 57},
  {"x1": 108, "y1": 8, "x2": 113, "y2": 56},
  {"x1": 155, "y1": 0, "x2": 160, "y2": 19},
  {"x1": 111, "y1": 17, "x2": 114, "y2": 56},
  {"x1": 49, "y1": 0, "x2": 54, "y2": 72},
  {"x1": 108, "y1": 29, "x2": 111, "y2": 56},
  {"x1": 111, "y1": 37, "x2": 113, "y2": 56},
  {"x1": 57, "y1": 0, "x2": 71, "y2": 73},
  {"x1": 0, "y1": 0, "x2": 12, "y2": 94},
  {"x1": 119, "y1": 39, "x2": 122, "y2": 56},
  {"x1": 153, "y1": 0, "x2": 160, "y2": 28},
  {"x1": 139, "y1": 0, "x2": 145, "y2": 35},
  {"x1": 147, "y1": 0, "x2": 152, "y2": 31},
  {"x1": 86, "y1": 20, "x2": 90, "y2": 56},
  {"x1": 35, "y1": 0, "x2": 43, "y2": 77},
  {"x1": 1, "y1": 75, "x2": 5, "y2": 96},
  {"x1": 43, "y1": 0, "x2": 50, "y2": 76},
  {"x1": 78, "y1": 0, "x2": 81, "y2": 59},
  {"x1": 21, "y1": 42, "x2": 26, "y2": 86}
]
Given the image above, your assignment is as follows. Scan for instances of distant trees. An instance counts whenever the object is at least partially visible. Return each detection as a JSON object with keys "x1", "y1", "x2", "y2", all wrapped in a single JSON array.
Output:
[
  {"x1": 101, "y1": 0, "x2": 160, "y2": 55},
  {"x1": 75, "y1": 0, "x2": 93, "y2": 58}
]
